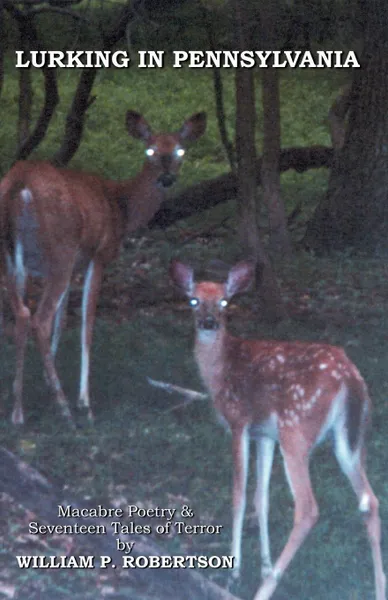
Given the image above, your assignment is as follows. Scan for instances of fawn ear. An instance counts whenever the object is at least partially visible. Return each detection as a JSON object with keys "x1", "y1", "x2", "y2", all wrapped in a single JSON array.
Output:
[
  {"x1": 126, "y1": 111, "x2": 153, "y2": 142},
  {"x1": 179, "y1": 112, "x2": 207, "y2": 142},
  {"x1": 225, "y1": 262, "x2": 254, "y2": 299},
  {"x1": 170, "y1": 260, "x2": 194, "y2": 296}
]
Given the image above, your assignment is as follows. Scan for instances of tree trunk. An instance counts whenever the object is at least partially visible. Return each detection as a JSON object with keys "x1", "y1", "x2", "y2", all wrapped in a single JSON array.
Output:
[
  {"x1": 261, "y1": 67, "x2": 292, "y2": 258},
  {"x1": 233, "y1": 0, "x2": 258, "y2": 260},
  {"x1": 260, "y1": 0, "x2": 291, "y2": 259},
  {"x1": 235, "y1": 67, "x2": 261, "y2": 260},
  {"x1": 304, "y1": 1, "x2": 388, "y2": 254},
  {"x1": 328, "y1": 83, "x2": 352, "y2": 151},
  {"x1": 17, "y1": 16, "x2": 33, "y2": 149},
  {"x1": 52, "y1": 68, "x2": 97, "y2": 166},
  {"x1": 0, "y1": 1, "x2": 5, "y2": 100},
  {"x1": 233, "y1": 0, "x2": 284, "y2": 320}
]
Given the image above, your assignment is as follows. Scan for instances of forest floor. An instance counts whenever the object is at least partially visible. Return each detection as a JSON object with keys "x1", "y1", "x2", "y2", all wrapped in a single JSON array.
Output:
[{"x1": 1, "y1": 218, "x2": 388, "y2": 600}]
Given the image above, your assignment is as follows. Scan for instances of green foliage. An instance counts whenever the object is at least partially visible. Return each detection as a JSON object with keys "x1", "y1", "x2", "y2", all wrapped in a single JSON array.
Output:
[
  {"x1": 2, "y1": 0, "x2": 360, "y2": 63},
  {"x1": 0, "y1": 61, "x2": 342, "y2": 210}
]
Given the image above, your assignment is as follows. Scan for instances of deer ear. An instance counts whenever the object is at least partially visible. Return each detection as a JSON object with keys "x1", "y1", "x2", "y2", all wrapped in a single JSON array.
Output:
[
  {"x1": 126, "y1": 111, "x2": 153, "y2": 142},
  {"x1": 225, "y1": 262, "x2": 254, "y2": 299},
  {"x1": 170, "y1": 260, "x2": 194, "y2": 296},
  {"x1": 179, "y1": 112, "x2": 207, "y2": 142}
]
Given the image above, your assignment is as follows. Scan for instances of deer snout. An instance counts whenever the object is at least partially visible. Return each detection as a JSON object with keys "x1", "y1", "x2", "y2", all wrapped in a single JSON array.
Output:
[
  {"x1": 198, "y1": 315, "x2": 220, "y2": 330},
  {"x1": 157, "y1": 172, "x2": 177, "y2": 188},
  {"x1": 155, "y1": 154, "x2": 177, "y2": 188}
]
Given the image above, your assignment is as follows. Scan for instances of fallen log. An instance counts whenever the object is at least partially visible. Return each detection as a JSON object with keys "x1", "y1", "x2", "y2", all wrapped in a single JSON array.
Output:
[
  {"x1": 0, "y1": 447, "x2": 241, "y2": 600},
  {"x1": 149, "y1": 145, "x2": 334, "y2": 229}
]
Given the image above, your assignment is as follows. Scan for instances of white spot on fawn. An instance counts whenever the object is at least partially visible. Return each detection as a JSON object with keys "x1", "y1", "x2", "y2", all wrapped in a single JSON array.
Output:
[
  {"x1": 21, "y1": 188, "x2": 32, "y2": 203},
  {"x1": 359, "y1": 493, "x2": 370, "y2": 513},
  {"x1": 310, "y1": 388, "x2": 322, "y2": 406}
]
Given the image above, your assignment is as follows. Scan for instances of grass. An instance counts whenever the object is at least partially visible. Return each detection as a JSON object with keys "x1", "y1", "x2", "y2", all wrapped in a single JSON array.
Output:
[
  {"x1": 2, "y1": 239, "x2": 388, "y2": 600},
  {"x1": 1, "y1": 56, "x2": 386, "y2": 600}
]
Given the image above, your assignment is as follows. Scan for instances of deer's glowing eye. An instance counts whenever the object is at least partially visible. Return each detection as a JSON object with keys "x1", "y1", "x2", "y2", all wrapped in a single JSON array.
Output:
[
  {"x1": 145, "y1": 147, "x2": 155, "y2": 157},
  {"x1": 220, "y1": 299, "x2": 228, "y2": 308},
  {"x1": 176, "y1": 147, "x2": 185, "y2": 158},
  {"x1": 189, "y1": 298, "x2": 199, "y2": 307}
]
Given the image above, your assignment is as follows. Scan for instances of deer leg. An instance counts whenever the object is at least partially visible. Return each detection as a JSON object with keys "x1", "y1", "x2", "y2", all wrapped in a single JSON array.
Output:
[
  {"x1": 51, "y1": 285, "x2": 70, "y2": 358},
  {"x1": 78, "y1": 259, "x2": 103, "y2": 421},
  {"x1": 230, "y1": 424, "x2": 250, "y2": 579},
  {"x1": 0, "y1": 277, "x2": 4, "y2": 336},
  {"x1": 40, "y1": 285, "x2": 70, "y2": 389},
  {"x1": 254, "y1": 436, "x2": 275, "y2": 580},
  {"x1": 334, "y1": 428, "x2": 386, "y2": 600},
  {"x1": 5, "y1": 250, "x2": 30, "y2": 425},
  {"x1": 7, "y1": 287, "x2": 30, "y2": 425},
  {"x1": 254, "y1": 448, "x2": 318, "y2": 600},
  {"x1": 32, "y1": 278, "x2": 74, "y2": 426},
  {"x1": 11, "y1": 299, "x2": 30, "y2": 425}
]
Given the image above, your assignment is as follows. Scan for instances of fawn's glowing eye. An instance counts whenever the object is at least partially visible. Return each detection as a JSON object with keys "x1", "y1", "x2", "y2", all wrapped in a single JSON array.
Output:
[
  {"x1": 145, "y1": 147, "x2": 155, "y2": 157},
  {"x1": 189, "y1": 298, "x2": 199, "y2": 307},
  {"x1": 220, "y1": 299, "x2": 228, "y2": 308},
  {"x1": 176, "y1": 147, "x2": 185, "y2": 158}
]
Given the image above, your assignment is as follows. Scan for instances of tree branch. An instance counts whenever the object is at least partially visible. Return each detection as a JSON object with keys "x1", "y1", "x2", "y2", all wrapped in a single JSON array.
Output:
[
  {"x1": 201, "y1": 4, "x2": 235, "y2": 171},
  {"x1": 149, "y1": 145, "x2": 334, "y2": 230},
  {"x1": 52, "y1": 1, "x2": 134, "y2": 166},
  {"x1": 5, "y1": 1, "x2": 60, "y2": 160},
  {"x1": 9, "y1": 0, "x2": 83, "y2": 5},
  {"x1": 147, "y1": 376, "x2": 208, "y2": 412},
  {"x1": 26, "y1": 5, "x2": 89, "y2": 21},
  {"x1": 16, "y1": 66, "x2": 59, "y2": 160}
]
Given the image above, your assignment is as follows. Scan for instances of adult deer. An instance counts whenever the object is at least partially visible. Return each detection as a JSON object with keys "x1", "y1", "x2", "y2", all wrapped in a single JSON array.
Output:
[
  {"x1": 0, "y1": 110, "x2": 206, "y2": 427},
  {"x1": 170, "y1": 260, "x2": 385, "y2": 600}
]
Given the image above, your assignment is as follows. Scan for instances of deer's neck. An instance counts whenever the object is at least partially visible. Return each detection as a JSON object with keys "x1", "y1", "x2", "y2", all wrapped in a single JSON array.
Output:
[
  {"x1": 105, "y1": 163, "x2": 166, "y2": 232},
  {"x1": 194, "y1": 327, "x2": 229, "y2": 395}
]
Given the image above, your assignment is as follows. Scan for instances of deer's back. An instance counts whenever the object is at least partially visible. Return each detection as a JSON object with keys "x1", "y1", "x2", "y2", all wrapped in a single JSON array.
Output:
[
  {"x1": 206, "y1": 336, "x2": 368, "y2": 443},
  {"x1": 0, "y1": 161, "x2": 125, "y2": 269}
]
